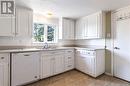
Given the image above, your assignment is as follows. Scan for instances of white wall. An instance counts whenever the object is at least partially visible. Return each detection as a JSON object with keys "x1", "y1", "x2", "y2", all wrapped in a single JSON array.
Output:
[
  {"x1": 0, "y1": 37, "x2": 32, "y2": 46},
  {"x1": 74, "y1": 39, "x2": 105, "y2": 47}
]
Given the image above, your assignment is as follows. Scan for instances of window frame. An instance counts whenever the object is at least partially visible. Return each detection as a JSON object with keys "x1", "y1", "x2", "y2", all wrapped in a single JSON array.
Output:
[{"x1": 33, "y1": 22, "x2": 58, "y2": 43}]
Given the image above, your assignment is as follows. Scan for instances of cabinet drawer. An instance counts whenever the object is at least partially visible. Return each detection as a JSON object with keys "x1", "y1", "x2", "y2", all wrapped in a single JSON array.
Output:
[
  {"x1": 0, "y1": 53, "x2": 9, "y2": 63},
  {"x1": 66, "y1": 56, "x2": 73, "y2": 59},
  {"x1": 41, "y1": 50, "x2": 65, "y2": 56},
  {"x1": 65, "y1": 62, "x2": 74, "y2": 70},
  {"x1": 65, "y1": 49, "x2": 74, "y2": 54},
  {"x1": 76, "y1": 50, "x2": 95, "y2": 56},
  {"x1": 65, "y1": 64, "x2": 74, "y2": 68}
]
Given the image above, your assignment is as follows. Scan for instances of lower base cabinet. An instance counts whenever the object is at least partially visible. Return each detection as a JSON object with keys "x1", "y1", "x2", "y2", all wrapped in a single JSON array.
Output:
[
  {"x1": 76, "y1": 49, "x2": 105, "y2": 77},
  {"x1": 40, "y1": 50, "x2": 65, "y2": 79},
  {"x1": 0, "y1": 48, "x2": 105, "y2": 86},
  {"x1": 0, "y1": 53, "x2": 9, "y2": 86},
  {"x1": 40, "y1": 49, "x2": 74, "y2": 79}
]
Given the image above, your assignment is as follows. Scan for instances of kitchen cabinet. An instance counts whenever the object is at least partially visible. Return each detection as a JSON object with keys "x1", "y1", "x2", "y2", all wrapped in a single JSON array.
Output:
[
  {"x1": 59, "y1": 18, "x2": 75, "y2": 40},
  {"x1": 11, "y1": 52, "x2": 40, "y2": 86},
  {"x1": 87, "y1": 13, "x2": 98, "y2": 38},
  {"x1": 0, "y1": 7, "x2": 33, "y2": 37},
  {"x1": 16, "y1": 7, "x2": 33, "y2": 37},
  {"x1": 53, "y1": 53, "x2": 64, "y2": 75},
  {"x1": 75, "y1": 17, "x2": 87, "y2": 39},
  {"x1": 41, "y1": 54, "x2": 53, "y2": 78},
  {"x1": 40, "y1": 50, "x2": 65, "y2": 79},
  {"x1": 75, "y1": 49, "x2": 105, "y2": 77},
  {"x1": 64, "y1": 49, "x2": 74, "y2": 71},
  {"x1": 0, "y1": 53, "x2": 10, "y2": 86},
  {"x1": 0, "y1": 16, "x2": 15, "y2": 36},
  {"x1": 75, "y1": 11, "x2": 105, "y2": 39}
]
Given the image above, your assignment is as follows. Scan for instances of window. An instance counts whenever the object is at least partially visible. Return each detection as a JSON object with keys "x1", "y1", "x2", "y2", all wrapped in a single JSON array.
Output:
[{"x1": 33, "y1": 23, "x2": 57, "y2": 43}]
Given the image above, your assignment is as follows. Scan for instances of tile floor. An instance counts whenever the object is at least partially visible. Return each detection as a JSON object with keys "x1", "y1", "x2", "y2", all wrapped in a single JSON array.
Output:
[{"x1": 26, "y1": 70, "x2": 130, "y2": 86}]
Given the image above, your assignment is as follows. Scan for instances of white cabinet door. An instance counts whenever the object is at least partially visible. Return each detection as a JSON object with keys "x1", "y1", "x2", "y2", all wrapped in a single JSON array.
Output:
[
  {"x1": 75, "y1": 19, "x2": 84, "y2": 39},
  {"x1": 0, "y1": 63, "x2": 8, "y2": 86},
  {"x1": 16, "y1": 7, "x2": 33, "y2": 37},
  {"x1": 75, "y1": 17, "x2": 88, "y2": 39},
  {"x1": 75, "y1": 11, "x2": 105, "y2": 39},
  {"x1": 76, "y1": 52, "x2": 87, "y2": 73},
  {"x1": 40, "y1": 51, "x2": 65, "y2": 78},
  {"x1": 85, "y1": 56, "x2": 95, "y2": 75},
  {"x1": 69, "y1": 20, "x2": 75, "y2": 39},
  {"x1": 62, "y1": 19, "x2": 69, "y2": 39},
  {"x1": 11, "y1": 52, "x2": 40, "y2": 86},
  {"x1": 59, "y1": 18, "x2": 75, "y2": 40},
  {"x1": 0, "y1": 17, "x2": 15, "y2": 36},
  {"x1": 0, "y1": 53, "x2": 9, "y2": 86},
  {"x1": 54, "y1": 54, "x2": 64, "y2": 75},
  {"x1": 87, "y1": 14, "x2": 98, "y2": 38},
  {"x1": 41, "y1": 55, "x2": 53, "y2": 79}
]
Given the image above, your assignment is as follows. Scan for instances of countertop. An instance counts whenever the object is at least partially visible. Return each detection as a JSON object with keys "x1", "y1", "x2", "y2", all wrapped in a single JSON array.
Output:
[{"x1": 0, "y1": 46, "x2": 105, "y2": 53}]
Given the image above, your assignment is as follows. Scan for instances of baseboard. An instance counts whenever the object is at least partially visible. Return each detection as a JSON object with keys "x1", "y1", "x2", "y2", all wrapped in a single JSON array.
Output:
[{"x1": 105, "y1": 72, "x2": 113, "y2": 76}]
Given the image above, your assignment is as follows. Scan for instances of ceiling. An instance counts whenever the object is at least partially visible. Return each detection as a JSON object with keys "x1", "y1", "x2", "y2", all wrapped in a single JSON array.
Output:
[{"x1": 16, "y1": 0, "x2": 130, "y2": 19}]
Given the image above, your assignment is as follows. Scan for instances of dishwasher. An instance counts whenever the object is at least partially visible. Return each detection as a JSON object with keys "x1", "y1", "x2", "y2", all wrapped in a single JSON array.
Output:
[{"x1": 11, "y1": 52, "x2": 40, "y2": 86}]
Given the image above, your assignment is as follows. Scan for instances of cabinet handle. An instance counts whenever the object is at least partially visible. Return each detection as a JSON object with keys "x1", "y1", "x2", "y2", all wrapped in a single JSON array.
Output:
[
  {"x1": 87, "y1": 52, "x2": 90, "y2": 54},
  {"x1": 68, "y1": 65, "x2": 72, "y2": 67},
  {"x1": 68, "y1": 51, "x2": 72, "y2": 53},
  {"x1": 24, "y1": 54, "x2": 30, "y2": 56},
  {"x1": 68, "y1": 57, "x2": 71, "y2": 59},
  {"x1": 1, "y1": 57, "x2": 4, "y2": 59}
]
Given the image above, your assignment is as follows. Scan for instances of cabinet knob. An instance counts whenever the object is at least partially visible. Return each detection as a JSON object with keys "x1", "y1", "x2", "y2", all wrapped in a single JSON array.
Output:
[
  {"x1": 34, "y1": 76, "x2": 37, "y2": 78},
  {"x1": 1, "y1": 57, "x2": 4, "y2": 59}
]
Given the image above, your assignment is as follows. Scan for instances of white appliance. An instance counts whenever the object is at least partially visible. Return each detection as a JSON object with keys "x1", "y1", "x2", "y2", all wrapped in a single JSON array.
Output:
[
  {"x1": 11, "y1": 52, "x2": 40, "y2": 86},
  {"x1": 76, "y1": 49, "x2": 105, "y2": 77}
]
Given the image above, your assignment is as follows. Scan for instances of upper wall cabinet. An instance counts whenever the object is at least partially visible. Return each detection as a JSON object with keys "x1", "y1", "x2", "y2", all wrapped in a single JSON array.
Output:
[
  {"x1": 0, "y1": 16, "x2": 15, "y2": 36},
  {"x1": 0, "y1": 7, "x2": 33, "y2": 37},
  {"x1": 59, "y1": 18, "x2": 75, "y2": 40},
  {"x1": 75, "y1": 11, "x2": 105, "y2": 39},
  {"x1": 16, "y1": 7, "x2": 33, "y2": 37}
]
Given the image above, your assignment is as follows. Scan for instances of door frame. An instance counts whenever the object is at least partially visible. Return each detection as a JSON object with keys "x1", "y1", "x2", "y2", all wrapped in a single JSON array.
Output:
[
  {"x1": 111, "y1": 9, "x2": 129, "y2": 76},
  {"x1": 110, "y1": 11, "x2": 114, "y2": 76},
  {"x1": 111, "y1": 11, "x2": 118, "y2": 76}
]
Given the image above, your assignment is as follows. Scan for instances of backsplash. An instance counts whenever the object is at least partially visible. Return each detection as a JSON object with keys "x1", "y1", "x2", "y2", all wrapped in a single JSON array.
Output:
[
  {"x1": 74, "y1": 39, "x2": 106, "y2": 47},
  {"x1": 0, "y1": 37, "x2": 32, "y2": 46}
]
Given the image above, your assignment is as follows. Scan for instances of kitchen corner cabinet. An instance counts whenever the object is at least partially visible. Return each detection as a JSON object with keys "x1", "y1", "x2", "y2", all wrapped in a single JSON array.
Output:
[
  {"x1": 0, "y1": 53, "x2": 10, "y2": 86},
  {"x1": 75, "y1": 11, "x2": 105, "y2": 39},
  {"x1": 59, "y1": 18, "x2": 75, "y2": 40},
  {"x1": 40, "y1": 50, "x2": 65, "y2": 79},
  {"x1": 75, "y1": 49, "x2": 105, "y2": 77},
  {"x1": 16, "y1": 7, "x2": 33, "y2": 37}
]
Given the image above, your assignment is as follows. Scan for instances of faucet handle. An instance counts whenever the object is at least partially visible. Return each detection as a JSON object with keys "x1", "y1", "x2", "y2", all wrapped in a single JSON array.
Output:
[{"x1": 43, "y1": 42, "x2": 49, "y2": 49}]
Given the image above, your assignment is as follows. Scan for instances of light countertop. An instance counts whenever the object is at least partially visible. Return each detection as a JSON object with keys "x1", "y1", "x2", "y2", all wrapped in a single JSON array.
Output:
[{"x1": 0, "y1": 46, "x2": 105, "y2": 53}]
